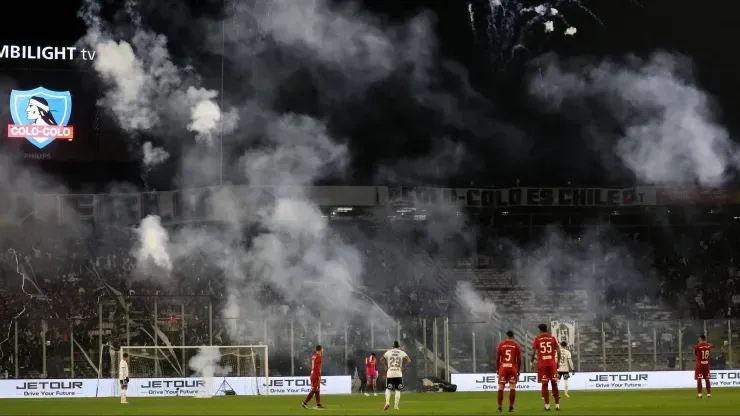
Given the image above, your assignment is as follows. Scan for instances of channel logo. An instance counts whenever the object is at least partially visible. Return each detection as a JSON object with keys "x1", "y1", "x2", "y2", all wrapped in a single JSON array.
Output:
[{"x1": 7, "y1": 86, "x2": 74, "y2": 149}]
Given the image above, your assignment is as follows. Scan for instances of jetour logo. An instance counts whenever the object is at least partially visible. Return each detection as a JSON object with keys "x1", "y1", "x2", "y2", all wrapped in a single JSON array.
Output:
[{"x1": 7, "y1": 86, "x2": 74, "y2": 149}]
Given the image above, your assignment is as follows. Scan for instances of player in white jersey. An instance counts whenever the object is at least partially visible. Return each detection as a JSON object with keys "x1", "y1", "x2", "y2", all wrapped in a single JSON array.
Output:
[
  {"x1": 381, "y1": 341, "x2": 411, "y2": 411},
  {"x1": 557, "y1": 342, "x2": 575, "y2": 397},
  {"x1": 119, "y1": 353, "x2": 129, "y2": 403}
]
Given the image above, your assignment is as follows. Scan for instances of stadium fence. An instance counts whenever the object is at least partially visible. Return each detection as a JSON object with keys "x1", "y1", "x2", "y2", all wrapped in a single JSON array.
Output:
[{"x1": 2, "y1": 297, "x2": 738, "y2": 380}]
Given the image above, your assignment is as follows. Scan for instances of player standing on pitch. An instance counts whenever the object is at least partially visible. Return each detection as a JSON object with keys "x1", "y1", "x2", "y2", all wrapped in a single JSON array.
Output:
[
  {"x1": 302, "y1": 345, "x2": 325, "y2": 409},
  {"x1": 695, "y1": 335, "x2": 711, "y2": 398},
  {"x1": 365, "y1": 352, "x2": 379, "y2": 396},
  {"x1": 531, "y1": 324, "x2": 561, "y2": 411},
  {"x1": 557, "y1": 342, "x2": 575, "y2": 397},
  {"x1": 495, "y1": 330, "x2": 521, "y2": 412},
  {"x1": 119, "y1": 353, "x2": 129, "y2": 404},
  {"x1": 381, "y1": 341, "x2": 411, "y2": 411}
]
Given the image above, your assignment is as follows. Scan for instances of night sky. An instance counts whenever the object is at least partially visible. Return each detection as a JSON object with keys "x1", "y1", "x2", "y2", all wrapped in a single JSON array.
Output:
[{"x1": 1, "y1": 0, "x2": 737, "y2": 189}]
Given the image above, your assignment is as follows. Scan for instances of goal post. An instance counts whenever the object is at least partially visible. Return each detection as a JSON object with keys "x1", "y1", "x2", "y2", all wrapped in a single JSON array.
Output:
[{"x1": 112, "y1": 345, "x2": 269, "y2": 397}]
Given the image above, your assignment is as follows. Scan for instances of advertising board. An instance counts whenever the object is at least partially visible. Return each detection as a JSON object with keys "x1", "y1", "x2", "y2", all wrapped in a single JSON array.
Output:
[{"x1": 451, "y1": 370, "x2": 740, "y2": 392}]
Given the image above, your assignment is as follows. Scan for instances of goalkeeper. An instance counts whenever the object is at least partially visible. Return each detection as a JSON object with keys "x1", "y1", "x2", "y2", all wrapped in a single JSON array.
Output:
[{"x1": 119, "y1": 353, "x2": 129, "y2": 404}]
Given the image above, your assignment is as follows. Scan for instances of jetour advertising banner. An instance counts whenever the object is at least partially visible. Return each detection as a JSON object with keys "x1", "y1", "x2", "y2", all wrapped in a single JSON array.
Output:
[
  {"x1": 451, "y1": 370, "x2": 740, "y2": 392},
  {"x1": 0, "y1": 379, "x2": 100, "y2": 398},
  {"x1": 0, "y1": 371, "x2": 738, "y2": 398},
  {"x1": 109, "y1": 376, "x2": 352, "y2": 398},
  {"x1": 0, "y1": 376, "x2": 352, "y2": 398}
]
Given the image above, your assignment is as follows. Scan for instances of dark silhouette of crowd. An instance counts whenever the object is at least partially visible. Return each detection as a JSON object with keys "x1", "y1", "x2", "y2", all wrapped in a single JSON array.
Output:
[{"x1": 2, "y1": 205, "x2": 740, "y2": 379}]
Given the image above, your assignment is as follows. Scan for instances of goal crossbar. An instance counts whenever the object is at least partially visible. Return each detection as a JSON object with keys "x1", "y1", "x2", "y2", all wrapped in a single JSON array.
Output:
[{"x1": 115, "y1": 345, "x2": 269, "y2": 397}]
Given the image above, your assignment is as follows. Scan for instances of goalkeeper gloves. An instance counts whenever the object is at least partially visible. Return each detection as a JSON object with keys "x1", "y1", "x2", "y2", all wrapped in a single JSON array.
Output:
[{"x1": 125, "y1": 377, "x2": 129, "y2": 383}]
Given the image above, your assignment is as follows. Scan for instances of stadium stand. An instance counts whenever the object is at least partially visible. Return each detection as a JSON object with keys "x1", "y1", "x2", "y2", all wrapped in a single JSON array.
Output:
[{"x1": 1, "y1": 186, "x2": 740, "y2": 381}]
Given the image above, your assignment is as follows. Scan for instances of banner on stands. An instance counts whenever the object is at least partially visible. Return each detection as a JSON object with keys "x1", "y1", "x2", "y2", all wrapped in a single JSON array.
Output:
[
  {"x1": 451, "y1": 370, "x2": 740, "y2": 392},
  {"x1": 550, "y1": 320, "x2": 576, "y2": 349},
  {"x1": 388, "y1": 187, "x2": 655, "y2": 207},
  {"x1": 0, "y1": 186, "x2": 380, "y2": 226},
  {"x1": 656, "y1": 188, "x2": 737, "y2": 205}
]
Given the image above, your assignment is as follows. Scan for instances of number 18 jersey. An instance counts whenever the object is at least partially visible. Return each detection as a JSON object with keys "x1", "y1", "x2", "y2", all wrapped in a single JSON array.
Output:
[
  {"x1": 532, "y1": 334, "x2": 559, "y2": 368},
  {"x1": 383, "y1": 348, "x2": 408, "y2": 379}
]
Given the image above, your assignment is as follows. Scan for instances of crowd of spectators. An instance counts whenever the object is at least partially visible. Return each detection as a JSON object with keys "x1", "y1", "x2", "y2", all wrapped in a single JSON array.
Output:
[{"x1": 2, "y1": 209, "x2": 740, "y2": 378}]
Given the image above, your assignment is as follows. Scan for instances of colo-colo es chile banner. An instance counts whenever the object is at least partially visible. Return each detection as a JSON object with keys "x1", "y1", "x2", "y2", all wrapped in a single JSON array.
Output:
[
  {"x1": 388, "y1": 187, "x2": 655, "y2": 207},
  {"x1": 551, "y1": 320, "x2": 576, "y2": 350}
]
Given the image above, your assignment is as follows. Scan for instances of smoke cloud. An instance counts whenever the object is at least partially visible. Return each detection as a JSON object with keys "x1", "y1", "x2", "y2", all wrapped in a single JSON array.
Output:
[
  {"x1": 132, "y1": 215, "x2": 172, "y2": 279},
  {"x1": 188, "y1": 346, "x2": 230, "y2": 381},
  {"x1": 77, "y1": 0, "x2": 237, "y2": 166},
  {"x1": 529, "y1": 52, "x2": 739, "y2": 186}
]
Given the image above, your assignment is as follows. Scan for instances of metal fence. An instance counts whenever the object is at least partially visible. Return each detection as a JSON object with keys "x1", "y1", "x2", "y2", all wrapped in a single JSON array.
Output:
[
  {"x1": 448, "y1": 318, "x2": 740, "y2": 374},
  {"x1": 2, "y1": 298, "x2": 738, "y2": 380}
]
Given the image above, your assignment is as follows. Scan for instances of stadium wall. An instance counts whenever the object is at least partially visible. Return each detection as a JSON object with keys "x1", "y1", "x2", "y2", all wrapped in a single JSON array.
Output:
[
  {"x1": 451, "y1": 370, "x2": 740, "y2": 392},
  {"x1": 0, "y1": 376, "x2": 351, "y2": 398}
]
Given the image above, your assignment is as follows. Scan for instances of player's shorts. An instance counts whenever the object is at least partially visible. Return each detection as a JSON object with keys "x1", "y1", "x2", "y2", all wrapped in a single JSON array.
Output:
[
  {"x1": 497, "y1": 369, "x2": 518, "y2": 385},
  {"x1": 694, "y1": 367, "x2": 710, "y2": 380},
  {"x1": 558, "y1": 371, "x2": 570, "y2": 380},
  {"x1": 366, "y1": 372, "x2": 378, "y2": 380},
  {"x1": 386, "y1": 377, "x2": 404, "y2": 391},
  {"x1": 537, "y1": 365, "x2": 558, "y2": 382},
  {"x1": 310, "y1": 376, "x2": 321, "y2": 390}
]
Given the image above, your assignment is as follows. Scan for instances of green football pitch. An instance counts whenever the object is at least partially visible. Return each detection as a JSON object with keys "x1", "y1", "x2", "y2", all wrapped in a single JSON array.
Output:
[{"x1": 0, "y1": 389, "x2": 738, "y2": 415}]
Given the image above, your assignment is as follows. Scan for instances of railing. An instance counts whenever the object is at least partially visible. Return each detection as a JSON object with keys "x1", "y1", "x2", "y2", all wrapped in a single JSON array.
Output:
[
  {"x1": 448, "y1": 318, "x2": 740, "y2": 373},
  {"x1": 2, "y1": 299, "x2": 738, "y2": 379}
]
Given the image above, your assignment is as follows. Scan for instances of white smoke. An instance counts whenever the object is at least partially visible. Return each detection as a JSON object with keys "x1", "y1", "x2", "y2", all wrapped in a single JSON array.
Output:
[
  {"x1": 188, "y1": 346, "x2": 230, "y2": 380},
  {"x1": 77, "y1": 0, "x2": 237, "y2": 159},
  {"x1": 132, "y1": 215, "x2": 172, "y2": 279},
  {"x1": 76, "y1": 0, "x2": 477, "y2": 359},
  {"x1": 530, "y1": 52, "x2": 738, "y2": 186},
  {"x1": 142, "y1": 142, "x2": 169, "y2": 167},
  {"x1": 456, "y1": 281, "x2": 497, "y2": 320}
]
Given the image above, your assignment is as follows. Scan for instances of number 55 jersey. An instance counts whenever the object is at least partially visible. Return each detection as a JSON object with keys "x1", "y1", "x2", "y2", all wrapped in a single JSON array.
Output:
[{"x1": 533, "y1": 334, "x2": 560, "y2": 382}]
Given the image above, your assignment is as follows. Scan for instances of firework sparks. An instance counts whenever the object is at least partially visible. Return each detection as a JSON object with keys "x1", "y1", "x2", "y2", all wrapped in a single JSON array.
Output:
[{"x1": 468, "y1": 0, "x2": 601, "y2": 67}]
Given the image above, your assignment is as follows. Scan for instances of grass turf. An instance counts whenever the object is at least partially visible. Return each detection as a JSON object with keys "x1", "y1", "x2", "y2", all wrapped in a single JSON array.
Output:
[{"x1": 0, "y1": 389, "x2": 737, "y2": 415}]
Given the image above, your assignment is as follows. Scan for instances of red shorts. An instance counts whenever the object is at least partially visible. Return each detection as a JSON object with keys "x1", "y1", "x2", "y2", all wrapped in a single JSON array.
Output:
[
  {"x1": 366, "y1": 372, "x2": 378, "y2": 380},
  {"x1": 310, "y1": 376, "x2": 321, "y2": 390},
  {"x1": 695, "y1": 367, "x2": 710, "y2": 380},
  {"x1": 498, "y1": 369, "x2": 518, "y2": 385},
  {"x1": 537, "y1": 365, "x2": 558, "y2": 382}
]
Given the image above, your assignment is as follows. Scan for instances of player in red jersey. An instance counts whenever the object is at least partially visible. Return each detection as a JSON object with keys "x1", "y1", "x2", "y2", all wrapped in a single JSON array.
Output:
[
  {"x1": 364, "y1": 353, "x2": 378, "y2": 396},
  {"x1": 695, "y1": 335, "x2": 711, "y2": 398},
  {"x1": 302, "y1": 345, "x2": 325, "y2": 409},
  {"x1": 496, "y1": 330, "x2": 521, "y2": 412},
  {"x1": 531, "y1": 324, "x2": 561, "y2": 411}
]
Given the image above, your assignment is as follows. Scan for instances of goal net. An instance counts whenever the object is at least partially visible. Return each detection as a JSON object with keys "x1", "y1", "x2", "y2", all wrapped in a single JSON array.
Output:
[{"x1": 112, "y1": 345, "x2": 269, "y2": 397}]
